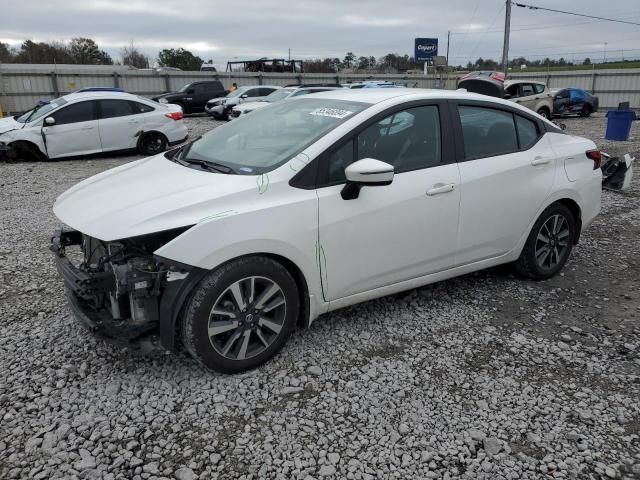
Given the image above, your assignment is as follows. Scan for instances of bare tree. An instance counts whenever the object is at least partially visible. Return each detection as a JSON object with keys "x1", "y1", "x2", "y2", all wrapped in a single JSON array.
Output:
[{"x1": 121, "y1": 41, "x2": 149, "y2": 68}]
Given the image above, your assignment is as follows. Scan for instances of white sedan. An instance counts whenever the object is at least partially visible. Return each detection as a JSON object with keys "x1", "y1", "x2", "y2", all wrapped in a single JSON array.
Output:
[
  {"x1": 0, "y1": 91, "x2": 187, "y2": 160},
  {"x1": 51, "y1": 88, "x2": 601, "y2": 373}
]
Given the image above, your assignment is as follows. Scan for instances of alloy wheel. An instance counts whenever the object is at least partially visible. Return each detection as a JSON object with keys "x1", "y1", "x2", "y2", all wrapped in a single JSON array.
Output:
[
  {"x1": 535, "y1": 214, "x2": 570, "y2": 269},
  {"x1": 143, "y1": 135, "x2": 164, "y2": 153},
  {"x1": 207, "y1": 276, "x2": 286, "y2": 361}
]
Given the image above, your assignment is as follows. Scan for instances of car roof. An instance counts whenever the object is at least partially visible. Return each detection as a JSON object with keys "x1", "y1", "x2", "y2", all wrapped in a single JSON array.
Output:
[
  {"x1": 60, "y1": 91, "x2": 151, "y2": 103},
  {"x1": 307, "y1": 87, "x2": 506, "y2": 104},
  {"x1": 305, "y1": 87, "x2": 555, "y2": 122},
  {"x1": 504, "y1": 80, "x2": 546, "y2": 87}
]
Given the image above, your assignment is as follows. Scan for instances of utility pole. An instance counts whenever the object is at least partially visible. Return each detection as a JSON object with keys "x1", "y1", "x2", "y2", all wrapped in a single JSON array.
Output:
[
  {"x1": 446, "y1": 30, "x2": 451, "y2": 66},
  {"x1": 501, "y1": 0, "x2": 511, "y2": 78},
  {"x1": 288, "y1": 48, "x2": 291, "y2": 61}
]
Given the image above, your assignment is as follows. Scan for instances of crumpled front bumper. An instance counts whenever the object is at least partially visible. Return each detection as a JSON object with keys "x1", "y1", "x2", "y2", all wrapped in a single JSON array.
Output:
[{"x1": 50, "y1": 229, "x2": 207, "y2": 353}]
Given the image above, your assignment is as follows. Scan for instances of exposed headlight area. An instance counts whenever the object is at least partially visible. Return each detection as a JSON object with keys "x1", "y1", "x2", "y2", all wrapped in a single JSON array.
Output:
[{"x1": 50, "y1": 226, "x2": 197, "y2": 351}]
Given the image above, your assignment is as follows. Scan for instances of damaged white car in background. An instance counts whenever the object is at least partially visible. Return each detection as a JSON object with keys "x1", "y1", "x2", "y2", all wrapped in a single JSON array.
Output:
[{"x1": 0, "y1": 91, "x2": 187, "y2": 160}]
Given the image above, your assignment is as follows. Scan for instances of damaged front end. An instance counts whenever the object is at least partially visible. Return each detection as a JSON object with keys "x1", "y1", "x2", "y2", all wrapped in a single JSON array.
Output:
[{"x1": 50, "y1": 227, "x2": 206, "y2": 352}]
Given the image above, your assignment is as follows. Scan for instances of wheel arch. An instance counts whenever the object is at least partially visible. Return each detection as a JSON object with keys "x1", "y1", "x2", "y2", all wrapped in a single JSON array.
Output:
[
  {"x1": 514, "y1": 194, "x2": 584, "y2": 261},
  {"x1": 161, "y1": 251, "x2": 313, "y2": 351},
  {"x1": 9, "y1": 139, "x2": 46, "y2": 160},
  {"x1": 556, "y1": 197, "x2": 582, "y2": 244}
]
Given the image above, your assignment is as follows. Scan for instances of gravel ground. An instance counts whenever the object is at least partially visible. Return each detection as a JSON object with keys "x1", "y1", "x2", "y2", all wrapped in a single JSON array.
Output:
[{"x1": 0, "y1": 112, "x2": 639, "y2": 480}]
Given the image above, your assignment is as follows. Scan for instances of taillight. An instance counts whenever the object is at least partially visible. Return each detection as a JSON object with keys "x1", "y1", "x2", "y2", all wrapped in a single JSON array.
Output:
[
  {"x1": 165, "y1": 111, "x2": 183, "y2": 121},
  {"x1": 586, "y1": 150, "x2": 602, "y2": 170}
]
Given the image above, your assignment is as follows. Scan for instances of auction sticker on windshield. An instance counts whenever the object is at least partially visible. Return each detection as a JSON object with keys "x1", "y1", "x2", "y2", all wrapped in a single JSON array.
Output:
[{"x1": 309, "y1": 107, "x2": 353, "y2": 119}]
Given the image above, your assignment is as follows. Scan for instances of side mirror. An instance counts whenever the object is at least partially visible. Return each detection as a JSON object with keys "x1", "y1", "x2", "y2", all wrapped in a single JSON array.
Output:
[
  {"x1": 341, "y1": 158, "x2": 394, "y2": 200},
  {"x1": 186, "y1": 88, "x2": 195, "y2": 94},
  {"x1": 240, "y1": 94, "x2": 248, "y2": 99},
  {"x1": 44, "y1": 117, "x2": 55, "y2": 126}
]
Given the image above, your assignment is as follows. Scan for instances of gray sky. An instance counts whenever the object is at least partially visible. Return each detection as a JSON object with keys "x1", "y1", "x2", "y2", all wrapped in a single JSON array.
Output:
[{"x1": 1, "y1": 0, "x2": 639, "y2": 66}]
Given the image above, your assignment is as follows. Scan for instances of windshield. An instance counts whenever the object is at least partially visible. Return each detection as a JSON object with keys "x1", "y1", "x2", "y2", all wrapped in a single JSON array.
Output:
[
  {"x1": 181, "y1": 98, "x2": 368, "y2": 174},
  {"x1": 15, "y1": 98, "x2": 68, "y2": 123},
  {"x1": 226, "y1": 87, "x2": 250, "y2": 98},
  {"x1": 177, "y1": 83, "x2": 192, "y2": 93}
]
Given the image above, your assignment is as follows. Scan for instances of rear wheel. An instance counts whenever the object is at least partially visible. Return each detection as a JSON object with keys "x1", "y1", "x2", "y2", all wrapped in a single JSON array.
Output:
[
  {"x1": 182, "y1": 256, "x2": 299, "y2": 373},
  {"x1": 516, "y1": 203, "x2": 576, "y2": 280},
  {"x1": 579, "y1": 105, "x2": 592, "y2": 117},
  {"x1": 137, "y1": 132, "x2": 167, "y2": 156}
]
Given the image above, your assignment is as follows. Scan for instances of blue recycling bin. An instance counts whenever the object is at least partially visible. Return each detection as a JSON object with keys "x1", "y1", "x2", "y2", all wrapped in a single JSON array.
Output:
[{"x1": 605, "y1": 110, "x2": 636, "y2": 141}]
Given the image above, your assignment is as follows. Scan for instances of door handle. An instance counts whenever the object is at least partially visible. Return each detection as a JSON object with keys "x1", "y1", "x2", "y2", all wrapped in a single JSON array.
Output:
[
  {"x1": 426, "y1": 183, "x2": 455, "y2": 196},
  {"x1": 81, "y1": 126, "x2": 94, "y2": 130},
  {"x1": 531, "y1": 156, "x2": 551, "y2": 166}
]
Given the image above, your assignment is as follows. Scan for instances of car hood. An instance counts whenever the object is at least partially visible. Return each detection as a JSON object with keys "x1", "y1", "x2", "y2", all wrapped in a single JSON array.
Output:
[
  {"x1": 53, "y1": 154, "x2": 260, "y2": 241},
  {"x1": 0, "y1": 116, "x2": 22, "y2": 135},
  {"x1": 236, "y1": 101, "x2": 268, "y2": 111},
  {"x1": 153, "y1": 92, "x2": 180, "y2": 100}
]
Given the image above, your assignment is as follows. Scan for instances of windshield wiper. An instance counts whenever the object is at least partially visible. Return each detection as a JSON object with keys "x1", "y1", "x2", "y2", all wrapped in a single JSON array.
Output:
[{"x1": 180, "y1": 157, "x2": 236, "y2": 174}]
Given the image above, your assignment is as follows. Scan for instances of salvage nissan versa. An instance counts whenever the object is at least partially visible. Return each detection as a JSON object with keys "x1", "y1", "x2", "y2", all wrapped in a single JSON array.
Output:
[{"x1": 51, "y1": 89, "x2": 602, "y2": 373}]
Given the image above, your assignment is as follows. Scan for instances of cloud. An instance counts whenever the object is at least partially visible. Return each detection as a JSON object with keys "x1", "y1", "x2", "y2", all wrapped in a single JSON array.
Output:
[{"x1": 340, "y1": 15, "x2": 414, "y2": 27}]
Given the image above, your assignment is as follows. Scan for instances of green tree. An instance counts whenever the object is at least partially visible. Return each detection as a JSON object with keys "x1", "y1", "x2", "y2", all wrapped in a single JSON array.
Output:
[
  {"x1": 14, "y1": 40, "x2": 74, "y2": 63},
  {"x1": 157, "y1": 48, "x2": 203, "y2": 71},
  {"x1": 357, "y1": 56, "x2": 370, "y2": 70},
  {"x1": 583, "y1": 57, "x2": 591, "y2": 65},
  {"x1": 0, "y1": 42, "x2": 14, "y2": 62},
  {"x1": 70, "y1": 37, "x2": 112, "y2": 65},
  {"x1": 342, "y1": 52, "x2": 356, "y2": 69}
]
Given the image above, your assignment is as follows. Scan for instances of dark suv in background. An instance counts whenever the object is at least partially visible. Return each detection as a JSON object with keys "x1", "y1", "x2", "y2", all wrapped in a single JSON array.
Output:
[{"x1": 152, "y1": 81, "x2": 226, "y2": 114}]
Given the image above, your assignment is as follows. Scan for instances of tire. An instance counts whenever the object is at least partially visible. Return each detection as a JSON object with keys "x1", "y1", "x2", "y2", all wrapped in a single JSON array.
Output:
[
  {"x1": 516, "y1": 203, "x2": 576, "y2": 280},
  {"x1": 182, "y1": 256, "x2": 299, "y2": 373},
  {"x1": 537, "y1": 107, "x2": 551, "y2": 120},
  {"x1": 9, "y1": 141, "x2": 44, "y2": 162},
  {"x1": 137, "y1": 132, "x2": 168, "y2": 156},
  {"x1": 579, "y1": 105, "x2": 592, "y2": 117}
]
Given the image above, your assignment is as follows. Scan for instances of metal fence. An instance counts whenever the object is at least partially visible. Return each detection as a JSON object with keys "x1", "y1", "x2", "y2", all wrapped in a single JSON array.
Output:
[{"x1": 1, "y1": 63, "x2": 639, "y2": 114}]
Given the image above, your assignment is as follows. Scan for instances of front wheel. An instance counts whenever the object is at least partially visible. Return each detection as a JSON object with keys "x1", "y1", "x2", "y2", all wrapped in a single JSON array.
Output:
[
  {"x1": 537, "y1": 108, "x2": 551, "y2": 120},
  {"x1": 516, "y1": 203, "x2": 576, "y2": 280},
  {"x1": 182, "y1": 256, "x2": 299, "y2": 373}
]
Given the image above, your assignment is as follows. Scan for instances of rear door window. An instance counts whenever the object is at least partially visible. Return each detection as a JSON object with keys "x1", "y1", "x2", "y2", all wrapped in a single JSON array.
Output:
[
  {"x1": 51, "y1": 101, "x2": 97, "y2": 125},
  {"x1": 99, "y1": 99, "x2": 135, "y2": 119},
  {"x1": 458, "y1": 106, "x2": 518, "y2": 159},
  {"x1": 130, "y1": 101, "x2": 155, "y2": 113},
  {"x1": 515, "y1": 115, "x2": 539, "y2": 149},
  {"x1": 520, "y1": 84, "x2": 535, "y2": 97}
]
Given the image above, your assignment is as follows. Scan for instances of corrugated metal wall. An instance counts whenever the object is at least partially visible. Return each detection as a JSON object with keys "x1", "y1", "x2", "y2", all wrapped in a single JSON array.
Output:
[{"x1": 1, "y1": 64, "x2": 639, "y2": 114}]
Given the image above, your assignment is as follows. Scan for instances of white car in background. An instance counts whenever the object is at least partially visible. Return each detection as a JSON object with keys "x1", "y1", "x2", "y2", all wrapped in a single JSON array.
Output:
[
  {"x1": 0, "y1": 91, "x2": 187, "y2": 160},
  {"x1": 51, "y1": 88, "x2": 601, "y2": 373},
  {"x1": 205, "y1": 85, "x2": 282, "y2": 120},
  {"x1": 229, "y1": 86, "x2": 343, "y2": 119}
]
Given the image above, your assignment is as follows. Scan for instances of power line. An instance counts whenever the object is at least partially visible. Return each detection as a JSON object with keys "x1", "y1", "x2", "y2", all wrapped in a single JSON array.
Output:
[
  {"x1": 512, "y1": 2, "x2": 640, "y2": 26},
  {"x1": 453, "y1": 0, "x2": 482, "y2": 61},
  {"x1": 467, "y1": 3, "x2": 505, "y2": 59}
]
